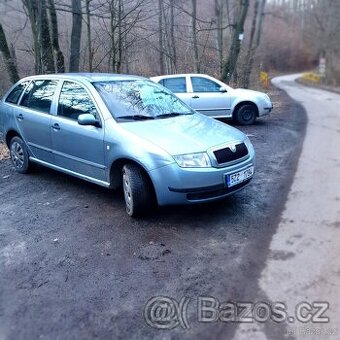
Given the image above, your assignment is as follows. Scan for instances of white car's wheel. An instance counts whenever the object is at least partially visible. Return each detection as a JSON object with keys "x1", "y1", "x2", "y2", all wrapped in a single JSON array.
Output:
[{"x1": 235, "y1": 104, "x2": 257, "y2": 125}]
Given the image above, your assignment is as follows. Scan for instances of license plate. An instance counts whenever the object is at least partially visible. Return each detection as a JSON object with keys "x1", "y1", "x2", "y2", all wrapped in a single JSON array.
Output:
[{"x1": 226, "y1": 166, "x2": 254, "y2": 188}]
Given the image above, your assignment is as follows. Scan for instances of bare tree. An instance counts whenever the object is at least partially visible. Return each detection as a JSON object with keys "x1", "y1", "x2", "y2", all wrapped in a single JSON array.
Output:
[
  {"x1": 191, "y1": 0, "x2": 200, "y2": 72},
  {"x1": 40, "y1": 0, "x2": 54, "y2": 73},
  {"x1": 214, "y1": 0, "x2": 224, "y2": 76},
  {"x1": 222, "y1": 0, "x2": 249, "y2": 84},
  {"x1": 22, "y1": 0, "x2": 54, "y2": 73},
  {"x1": 0, "y1": 22, "x2": 19, "y2": 83},
  {"x1": 241, "y1": 0, "x2": 266, "y2": 88},
  {"x1": 85, "y1": 0, "x2": 93, "y2": 72},
  {"x1": 69, "y1": 0, "x2": 82, "y2": 72},
  {"x1": 158, "y1": 0, "x2": 165, "y2": 74},
  {"x1": 48, "y1": 0, "x2": 65, "y2": 72},
  {"x1": 169, "y1": 0, "x2": 177, "y2": 72}
]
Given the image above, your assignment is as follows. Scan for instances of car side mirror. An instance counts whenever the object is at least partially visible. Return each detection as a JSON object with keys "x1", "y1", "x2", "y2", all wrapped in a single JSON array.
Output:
[
  {"x1": 78, "y1": 113, "x2": 100, "y2": 127},
  {"x1": 219, "y1": 87, "x2": 228, "y2": 93}
]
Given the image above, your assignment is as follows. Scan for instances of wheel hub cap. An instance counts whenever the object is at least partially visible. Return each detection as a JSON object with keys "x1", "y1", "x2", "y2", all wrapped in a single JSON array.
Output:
[{"x1": 11, "y1": 142, "x2": 24, "y2": 168}]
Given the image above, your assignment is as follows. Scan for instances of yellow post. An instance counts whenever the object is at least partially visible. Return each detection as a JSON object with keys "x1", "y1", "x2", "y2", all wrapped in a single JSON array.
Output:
[{"x1": 260, "y1": 71, "x2": 269, "y2": 89}]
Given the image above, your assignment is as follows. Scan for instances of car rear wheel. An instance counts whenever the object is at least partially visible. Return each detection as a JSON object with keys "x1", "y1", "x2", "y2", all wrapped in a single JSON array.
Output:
[
  {"x1": 234, "y1": 104, "x2": 257, "y2": 125},
  {"x1": 122, "y1": 164, "x2": 153, "y2": 217},
  {"x1": 9, "y1": 136, "x2": 32, "y2": 174}
]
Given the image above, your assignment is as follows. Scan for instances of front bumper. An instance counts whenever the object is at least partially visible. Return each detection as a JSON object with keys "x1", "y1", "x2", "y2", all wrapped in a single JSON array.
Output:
[
  {"x1": 259, "y1": 102, "x2": 273, "y2": 117},
  {"x1": 148, "y1": 153, "x2": 255, "y2": 206}
]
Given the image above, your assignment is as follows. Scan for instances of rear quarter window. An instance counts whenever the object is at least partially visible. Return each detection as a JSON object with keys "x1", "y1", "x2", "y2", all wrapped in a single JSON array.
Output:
[{"x1": 5, "y1": 81, "x2": 29, "y2": 104}]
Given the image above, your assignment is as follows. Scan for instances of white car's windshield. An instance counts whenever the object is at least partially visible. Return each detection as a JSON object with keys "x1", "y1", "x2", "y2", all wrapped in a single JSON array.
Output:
[{"x1": 93, "y1": 79, "x2": 194, "y2": 121}]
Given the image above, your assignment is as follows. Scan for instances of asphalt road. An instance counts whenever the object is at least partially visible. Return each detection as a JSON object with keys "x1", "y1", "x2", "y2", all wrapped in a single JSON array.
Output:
[
  {"x1": 0, "y1": 82, "x2": 307, "y2": 340},
  {"x1": 234, "y1": 75, "x2": 340, "y2": 340}
]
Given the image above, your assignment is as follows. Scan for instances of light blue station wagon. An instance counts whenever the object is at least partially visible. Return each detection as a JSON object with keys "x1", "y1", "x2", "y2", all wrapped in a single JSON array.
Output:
[{"x1": 0, "y1": 73, "x2": 255, "y2": 217}]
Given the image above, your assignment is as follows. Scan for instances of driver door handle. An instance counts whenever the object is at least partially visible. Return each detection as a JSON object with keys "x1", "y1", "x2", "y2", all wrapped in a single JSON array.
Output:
[
  {"x1": 52, "y1": 123, "x2": 60, "y2": 131},
  {"x1": 192, "y1": 95, "x2": 200, "y2": 99}
]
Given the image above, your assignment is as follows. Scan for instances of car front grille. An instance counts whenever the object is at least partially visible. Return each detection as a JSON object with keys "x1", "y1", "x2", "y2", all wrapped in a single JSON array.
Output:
[{"x1": 213, "y1": 142, "x2": 248, "y2": 164}]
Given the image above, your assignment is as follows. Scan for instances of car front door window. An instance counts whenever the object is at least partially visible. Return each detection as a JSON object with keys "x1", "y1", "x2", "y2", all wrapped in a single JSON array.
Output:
[
  {"x1": 191, "y1": 77, "x2": 221, "y2": 93},
  {"x1": 58, "y1": 81, "x2": 98, "y2": 121}
]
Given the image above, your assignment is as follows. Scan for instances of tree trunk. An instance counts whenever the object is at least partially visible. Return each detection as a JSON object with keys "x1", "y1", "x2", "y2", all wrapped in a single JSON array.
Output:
[
  {"x1": 85, "y1": 0, "x2": 92, "y2": 72},
  {"x1": 222, "y1": 0, "x2": 249, "y2": 84},
  {"x1": 48, "y1": 0, "x2": 65, "y2": 72},
  {"x1": 169, "y1": 1, "x2": 177, "y2": 72},
  {"x1": 117, "y1": 0, "x2": 123, "y2": 73},
  {"x1": 241, "y1": 0, "x2": 259, "y2": 88},
  {"x1": 192, "y1": 0, "x2": 200, "y2": 72},
  {"x1": 40, "y1": 0, "x2": 55, "y2": 73},
  {"x1": 158, "y1": 0, "x2": 165, "y2": 74},
  {"x1": 256, "y1": 0, "x2": 266, "y2": 47},
  {"x1": 110, "y1": 0, "x2": 117, "y2": 72},
  {"x1": 241, "y1": 0, "x2": 266, "y2": 88},
  {"x1": 0, "y1": 22, "x2": 19, "y2": 83},
  {"x1": 69, "y1": 0, "x2": 82, "y2": 72},
  {"x1": 22, "y1": 0, "x2": 42, "y2": 73},
  {"x1": 214, "y1": 0, "x2": 224, "y2": 77}
]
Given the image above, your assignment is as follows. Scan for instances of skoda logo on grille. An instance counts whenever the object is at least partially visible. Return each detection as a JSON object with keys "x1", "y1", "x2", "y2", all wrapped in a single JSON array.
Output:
[{"x1": 229, "y1": 144, "x2": 237, "y2": 153}]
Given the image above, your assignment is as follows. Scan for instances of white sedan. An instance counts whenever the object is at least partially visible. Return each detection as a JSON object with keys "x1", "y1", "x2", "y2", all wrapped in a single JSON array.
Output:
[{"x1": 150, "y1": 73, "x2": 273, "y2": 125}]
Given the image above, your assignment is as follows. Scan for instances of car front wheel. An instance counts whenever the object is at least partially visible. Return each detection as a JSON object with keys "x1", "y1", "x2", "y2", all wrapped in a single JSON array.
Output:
[
  {"x1": 234, "y1": 104, "x2": 257, "y2": 125},
  {"x1": 122, "y1": 164, "x2": 153, "y2": 217},
  {"x1": 9, "y1": 136, "x2": 32, "y2": 174}
]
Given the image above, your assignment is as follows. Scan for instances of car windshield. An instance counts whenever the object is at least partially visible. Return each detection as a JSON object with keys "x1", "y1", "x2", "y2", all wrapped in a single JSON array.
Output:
[{"x1": 93, "y1": 79, "x2": 194, "y2": 121}]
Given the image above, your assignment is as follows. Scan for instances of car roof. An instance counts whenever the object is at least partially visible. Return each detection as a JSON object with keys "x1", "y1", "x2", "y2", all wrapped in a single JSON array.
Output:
[
  {"x1": 150, "y1": 73, "x2": 211, "y2": 80},
  {"x1": 19, "y1": 73, "x2": 145, "y2": 83}
]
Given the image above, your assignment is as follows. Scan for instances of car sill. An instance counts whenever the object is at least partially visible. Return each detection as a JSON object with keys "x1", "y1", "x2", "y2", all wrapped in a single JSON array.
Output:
[{"x1": 29, "y1": 157, "x2": 111, "y2": 188}]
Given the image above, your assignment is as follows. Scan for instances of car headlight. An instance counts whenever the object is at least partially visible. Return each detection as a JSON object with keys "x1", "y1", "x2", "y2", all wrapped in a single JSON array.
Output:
[
  {"x1": 173, "y1": 152, "x2": 211, "y2": 168},
  {"x1": 244, "y1": 135, "x2": 254, "y2": 152}
]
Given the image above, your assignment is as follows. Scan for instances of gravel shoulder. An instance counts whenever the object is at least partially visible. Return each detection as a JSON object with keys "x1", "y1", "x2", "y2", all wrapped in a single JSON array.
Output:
[{"x1": 0, "y1": 87, "x2": 306, "y2": 340}]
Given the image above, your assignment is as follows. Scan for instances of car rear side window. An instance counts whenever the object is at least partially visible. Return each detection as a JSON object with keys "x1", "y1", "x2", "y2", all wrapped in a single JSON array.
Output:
[
  {"x1": 58, "y1": 81, "x2": 98, "y2": 121},
  {"x1": 191, "y1": 77, "x2": 221, "y2": 92},
  {"x1": 20, "y1": 80, "x2": 58, "y2": 113},
  {"x1": 5, "y1": 81, "x2": 29, "y2": 104},
  {"x1": 162, "y1": 77, "x2": 187, "y2": 93}
]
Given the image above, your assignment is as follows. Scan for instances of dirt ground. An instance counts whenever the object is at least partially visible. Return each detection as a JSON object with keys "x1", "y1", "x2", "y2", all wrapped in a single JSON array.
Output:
[{"x1": 0, "y1": 87, "x2": 307, "y2": 340}]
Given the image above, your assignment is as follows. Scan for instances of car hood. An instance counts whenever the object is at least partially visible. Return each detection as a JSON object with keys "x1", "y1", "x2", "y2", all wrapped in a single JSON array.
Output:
[
  {"x1": 233, "y1": 88, "x2": 266, "y2": 99},
  {"x1": 120, "y1": 113, "x2": 246, "y2": 155}
]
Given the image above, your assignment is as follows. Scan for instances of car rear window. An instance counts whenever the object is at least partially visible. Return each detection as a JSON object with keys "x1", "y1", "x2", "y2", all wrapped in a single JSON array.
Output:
[
  {"x1": 161, "y1": 77, "x2": 187, "y2": 93},
  {"x1": 5, "y1": 81, "x2": 29, "y2": 104}
]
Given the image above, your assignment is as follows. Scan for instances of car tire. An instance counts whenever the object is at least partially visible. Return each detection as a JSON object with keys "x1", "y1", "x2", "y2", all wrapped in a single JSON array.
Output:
[
  {"x1": 234, "y1": 104, "x2": 257, "y2": 125},
  {"x1": 9, "y1": 136, "x2": 32, "y2": 174},
  {"x1": 122, "y1": 164, "x2": 153, "y2": 217}
]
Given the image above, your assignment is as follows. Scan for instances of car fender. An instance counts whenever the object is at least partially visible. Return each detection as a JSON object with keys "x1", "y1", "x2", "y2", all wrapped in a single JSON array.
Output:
[{"x1": 230, "y1": 98, "x2": 259, "y2": 116}]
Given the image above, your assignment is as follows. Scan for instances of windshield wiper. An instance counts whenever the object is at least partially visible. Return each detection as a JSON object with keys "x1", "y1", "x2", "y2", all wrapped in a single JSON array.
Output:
[
  {"x1": 156, "y1": 112, "x2": 190, "y2": 119},
  {"x1": 117, "y1": 114, "x2": 155, "y2": 121}
]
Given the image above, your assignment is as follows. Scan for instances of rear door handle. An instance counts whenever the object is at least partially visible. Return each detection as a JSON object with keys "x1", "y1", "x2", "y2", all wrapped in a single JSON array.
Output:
[
  {"x1": 52, "y1": 123, "x2": 60, "y2": 131},
  {"x1": 192, "y1": 95, "x2": 200, "y2": 99},
  {"x1": 16, "y1": 114, "x2": 24, "y2": 121}
]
